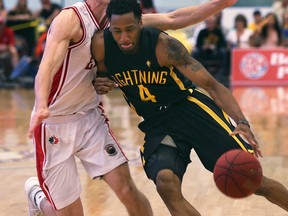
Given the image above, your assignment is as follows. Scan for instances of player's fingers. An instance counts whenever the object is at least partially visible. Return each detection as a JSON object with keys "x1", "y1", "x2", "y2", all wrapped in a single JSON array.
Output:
[
  {"x1": 97, "y1": 90, "x2": 109, "y2": 95},
  {"x1": 253, "y1": 147, "x2": 262, "y2": 158},
  {"x1": 27, "y1": 113, "x2": 48, "y2": 139},
  {"x1": 27, "y1": 131, "x2": 32, "y2": 139},
  {"x1": 95, "y1": 77, "x2": 114, "y2": 87},
  {"x1": 229, "y1": 128, "x2": 243, "y2": 136},
  {"x1": 94, "y1": 82, "x2": 114, "y2": 94},
  {"x1": 252, "y1": 142, "x2": 263, "y2": 158},
  {"x1": 95, "y1": 86, "x2": 110, "y2": 94},
  {"x1": 27, "y1": 125, "x2": 35, "y2": 139},
  {"x1": 247, "y1": 138, "x2": 263, "y2": 158},
  {"x1": 230, "y1": 128, "x2": 262, "y2": 158},
  {"x1": 27, "y1": 117, "x2": 39, "y2": 138}
]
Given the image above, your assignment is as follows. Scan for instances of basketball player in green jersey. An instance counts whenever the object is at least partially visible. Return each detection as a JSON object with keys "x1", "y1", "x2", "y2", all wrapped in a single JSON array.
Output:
[{"x1": 91, "y1": 0, "x2": 288, "y2": 215}]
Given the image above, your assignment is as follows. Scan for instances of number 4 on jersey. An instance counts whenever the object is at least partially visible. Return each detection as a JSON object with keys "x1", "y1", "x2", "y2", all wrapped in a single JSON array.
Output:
[{"x1": 138, "y1": 85, "x2": 157, "y2": 102}]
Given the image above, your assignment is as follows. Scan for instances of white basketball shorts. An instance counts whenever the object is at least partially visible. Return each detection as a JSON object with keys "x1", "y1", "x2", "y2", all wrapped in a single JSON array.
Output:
[{"x1": 33, "y1": 108, "x2": 128, "y2": 210}]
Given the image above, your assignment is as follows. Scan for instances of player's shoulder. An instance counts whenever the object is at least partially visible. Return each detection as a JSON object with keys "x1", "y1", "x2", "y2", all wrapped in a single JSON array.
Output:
[
  {"x1": 53, "y1": 7, "x2": 80, "y2": 25},
  {"x1": 48, "y1": 8, "x2": 82, "y2": 41},
  {"x1": 156, "y1": 30, "x2": 172, "y2": 48}
]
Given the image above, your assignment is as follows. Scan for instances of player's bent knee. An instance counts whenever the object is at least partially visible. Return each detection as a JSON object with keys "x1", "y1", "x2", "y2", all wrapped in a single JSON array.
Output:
[
  {"x1": 155, "y1": 169, "x2": 179, "y2": 195},
  {"x1": 156, "y1": 169, "x2": 176, "y2": 184}
]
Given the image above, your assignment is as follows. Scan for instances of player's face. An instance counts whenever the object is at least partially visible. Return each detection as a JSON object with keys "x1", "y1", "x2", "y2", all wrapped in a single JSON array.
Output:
[{"x1": 109, "y1": 12, "x2": 142, "y2": 54}]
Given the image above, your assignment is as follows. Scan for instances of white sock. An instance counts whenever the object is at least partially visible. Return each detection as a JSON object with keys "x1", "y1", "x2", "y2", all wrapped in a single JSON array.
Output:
[{"x1": 30, "y1": 187, "x2": 46, "y2": 209}]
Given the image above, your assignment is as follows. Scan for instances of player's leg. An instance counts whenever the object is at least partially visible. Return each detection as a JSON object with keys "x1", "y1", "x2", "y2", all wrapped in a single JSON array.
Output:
[
  {"x1": 30, "y1": 121, "x2": 85, "y2": 216},
  {"x1": 40, "y1": 156, "x2": 84, "y2": 216},
  {"x1": 77, "y1": 110, "x2": 153, "y2": 216},
  {"x1": 39, "y1": 198, "x2": 83, "y2": 216},
  {"x1": 156, "y1": 169, "x2": 200, "y2": 216},
  {"x1": 49, "y1": 199, "x2": 83, "y2": 216},
  {"x1": 254, "y1": 175, "x2": 288, "y2": 211},
  {"x1": 103, "y1": 162, "x2": 153, "y2": 216},
  {"x1": 143, "y1": 143, "x2": 200, "y2": 216}
]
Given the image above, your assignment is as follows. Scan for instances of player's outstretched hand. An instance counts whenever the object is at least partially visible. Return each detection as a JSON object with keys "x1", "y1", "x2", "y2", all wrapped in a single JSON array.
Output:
[
  {"x1": 27, "y1": 108, "x2": 50, "y2": 139},
  {"x1": 94, "y1": 77, "x2": 116, "y2": 95},
  {"x1": 230, "y1": 125, "x2": 263, "y2": 158}
]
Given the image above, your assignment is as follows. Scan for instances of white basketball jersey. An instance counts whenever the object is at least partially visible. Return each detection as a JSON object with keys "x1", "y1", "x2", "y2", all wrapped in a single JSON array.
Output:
[{"x1": 47, "y1": 2, "x2": 110, "y2": 116}]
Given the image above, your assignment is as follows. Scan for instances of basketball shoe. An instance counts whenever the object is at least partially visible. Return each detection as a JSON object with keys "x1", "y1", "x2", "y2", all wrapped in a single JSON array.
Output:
[{"x1": 25, "y1": 177, "x2": 45, "y2": 216}]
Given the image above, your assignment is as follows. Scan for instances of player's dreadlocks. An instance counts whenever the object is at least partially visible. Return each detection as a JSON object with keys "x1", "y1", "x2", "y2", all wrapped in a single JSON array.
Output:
[{"x1": 106, "y1": 0, "x2": 142, "y2": 21}]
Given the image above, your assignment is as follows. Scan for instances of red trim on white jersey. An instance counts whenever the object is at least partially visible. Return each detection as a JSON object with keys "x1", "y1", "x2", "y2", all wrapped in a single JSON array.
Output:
[
  {"x1": 83, "y1": 2, "x2": 101, "y2": 30},
  {"x1": 48, "y1": 49, "x2": 70, "y2": 107},
  {"x1": 67, "y1": 6, "x2": 86, "y2": 49},
  {"x1": 35, "y1": 124, "x2": 57, "y2": 210},
  {"x1": 83, "y1": 2, "x2": 110, "y2": 30}
]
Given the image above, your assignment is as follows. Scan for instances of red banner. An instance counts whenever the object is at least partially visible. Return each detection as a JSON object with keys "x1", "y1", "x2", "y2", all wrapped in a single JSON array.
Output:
[{"x1": 231, "y1": 49, "x2": 288, "y2": 86}]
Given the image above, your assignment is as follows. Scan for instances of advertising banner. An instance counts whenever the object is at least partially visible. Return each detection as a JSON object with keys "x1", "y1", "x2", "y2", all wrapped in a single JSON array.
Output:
[{"x1": 231, "y1": 49, "x2": 288, "y2": 86}]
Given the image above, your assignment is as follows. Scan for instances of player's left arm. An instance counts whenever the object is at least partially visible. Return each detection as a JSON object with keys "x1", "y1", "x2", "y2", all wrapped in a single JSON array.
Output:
[
  {"x1": 91, "y1": 31, "x2": 115, "y2": 94},
  {"x1": 142, "y1": 0, "x2": 237, "y2": 31},
  {"x1": 157, "y1": 33, "x2": 262, "y2": 157}
]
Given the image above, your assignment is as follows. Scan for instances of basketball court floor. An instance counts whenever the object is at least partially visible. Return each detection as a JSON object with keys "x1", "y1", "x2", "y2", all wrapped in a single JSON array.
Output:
[{"x1": 0, "y1": 86, "x2": 287, "y2": 216}]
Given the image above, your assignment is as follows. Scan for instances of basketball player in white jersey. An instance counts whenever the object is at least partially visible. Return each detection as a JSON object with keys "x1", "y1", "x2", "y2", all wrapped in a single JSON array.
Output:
[{"x1": 25, "y1": 0, "x2": 239, "y2": 215}]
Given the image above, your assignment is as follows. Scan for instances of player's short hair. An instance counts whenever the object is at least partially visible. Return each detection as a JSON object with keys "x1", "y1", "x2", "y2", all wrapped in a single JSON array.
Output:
[{"x1": 106, "y1": 0, "x2": 142, "y2": 21}]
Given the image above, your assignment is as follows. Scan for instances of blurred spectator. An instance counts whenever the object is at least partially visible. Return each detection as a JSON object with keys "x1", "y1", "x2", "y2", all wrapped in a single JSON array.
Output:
[
  {"x1": 9, "y1": 29, "x2": 47, "y2": 86},
  {"x1": 34, "y1": 30, "x2": 47, "y2": 59},
  {"x1": 192, "y1": 15, "x2": 229, "y2": 87},
  {"x1": 0, "y1": 16, "x2": 19, "y2": 81},
  {"x1": 282, "y1": 10, "x2": 288, "y2": 47},
  {"x1": 190, "y1": 21, "x2": 206, "y2": 47},
  {"x1": 226, "y1": 14, "x2": 253, "y2": 49},
  {"x1": 6, "y1": 0, "x2": 35, "y2": 57},
  {"x1": 248, "y1": 10, "x2": 263, "y2": 32},
  {"x1": 140, "y1": 0, "x2": 157, "y2": 14},
  {"x1": 272, "y1": 0, "x2": 288, "y2": 25},
  {"x1": 0, "y1": 0, "x2": 7, "y2": 19},
  {"x1": 251, "y1": 12, "x2": 282, "y2": 48},
  {"x1": 35, "y1": 0, "x2": 61, "y2": 26},
  {"x1": 7, "y1": 0, "x2": 33, "y2": 21},
  {"x1": 215, "y1": 11, "x2": 229, "y2": 35},
  {"x1": 190, "y1": 11, "x2": 227, "y2": 49}
]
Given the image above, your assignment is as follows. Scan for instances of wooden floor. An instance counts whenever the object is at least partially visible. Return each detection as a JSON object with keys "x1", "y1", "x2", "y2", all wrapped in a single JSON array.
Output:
[{"x1": 0, "y1": 86, "x2": 288, "y2": 216}]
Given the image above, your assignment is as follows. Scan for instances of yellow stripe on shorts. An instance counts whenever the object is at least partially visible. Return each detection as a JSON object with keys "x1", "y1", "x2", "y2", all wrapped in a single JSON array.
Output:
[{"x1": 187, "y1": 95, "x2": 253, "y2": 153}]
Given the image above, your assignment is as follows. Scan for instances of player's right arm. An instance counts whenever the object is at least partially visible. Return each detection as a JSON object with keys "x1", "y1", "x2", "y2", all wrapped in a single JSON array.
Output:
[{"x1": 28, "y1": 9, "x2": 82, "y2": 138}]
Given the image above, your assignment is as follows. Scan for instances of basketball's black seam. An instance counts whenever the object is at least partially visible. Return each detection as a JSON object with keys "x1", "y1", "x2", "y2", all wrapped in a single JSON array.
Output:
[{"x1": 223, "y1": 150, "x2": 242, "y2": 193}]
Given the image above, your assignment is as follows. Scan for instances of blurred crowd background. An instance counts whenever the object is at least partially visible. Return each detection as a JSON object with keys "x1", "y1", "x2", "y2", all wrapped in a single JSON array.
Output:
[{"x1": 0, "y1": 0, "x2": 286, "y2": 89}]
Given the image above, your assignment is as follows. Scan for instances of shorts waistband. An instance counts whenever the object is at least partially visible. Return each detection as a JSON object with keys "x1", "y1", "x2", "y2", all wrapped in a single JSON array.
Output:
[{"x1": 43, "y1": 110, "x2": 94, "y2": 124}]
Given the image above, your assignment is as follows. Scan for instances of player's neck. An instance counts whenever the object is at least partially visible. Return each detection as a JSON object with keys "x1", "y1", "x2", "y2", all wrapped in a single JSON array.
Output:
[{"x1": 86, "y1": 0, "x2": 107, "y2": 23}]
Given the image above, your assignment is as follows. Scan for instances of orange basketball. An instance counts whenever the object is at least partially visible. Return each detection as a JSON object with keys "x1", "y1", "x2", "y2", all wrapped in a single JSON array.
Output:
[{"x1": 213, "y1": 149, "x2": 263, "y2": 198}]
